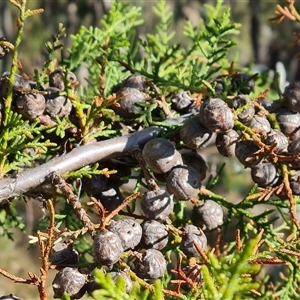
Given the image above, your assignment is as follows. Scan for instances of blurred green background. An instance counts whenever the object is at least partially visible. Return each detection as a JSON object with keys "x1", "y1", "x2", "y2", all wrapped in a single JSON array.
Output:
[{"x1": 2, "y1": 0, "x2": 300, "y2": 80}]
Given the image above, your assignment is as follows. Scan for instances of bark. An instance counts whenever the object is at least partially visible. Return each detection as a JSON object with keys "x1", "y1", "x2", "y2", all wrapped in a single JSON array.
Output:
[{"x1": 0, "y1": 126, "x2": 162, "y2": 203}]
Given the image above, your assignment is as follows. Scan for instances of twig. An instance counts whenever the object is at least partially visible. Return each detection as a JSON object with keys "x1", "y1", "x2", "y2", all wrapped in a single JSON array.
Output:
[
  {"x1": 0, "y1": 268, "x2": 31, "y2": 284},
  {"x1": 90, "y1": 197, "x2": 106, "y2": 229},
  {"x1": 0, "y1": 126, "x2": 162, "y2": 202},
  {"x1": 236, "y1": 229, "x2": 243, "y2": 251},
  {"x1": 116, "y1": 59, "x2": 135, "y2": 73},
  {"x1": 52, "y1": 173, "x2": 96, "y2": 237},
  {"x1": 214, "y1": 229, "x2": 222, "y2": 256},
  {"x1": 193, "y1": 241, "x2": 209, "y2": 264},
  {"x1": 280, "y1": 248, "x2": 300, "y2": 257},
  {"x1": 105, "y1": 192, "x2": 140, "y2": 226},
  {"x1": 41, "y1": 200, "x2": 55, "y2": 261},
  {"x1": 281, "y1": 164, "x2": 300, "y2": 233},
  {"x1": 170, "y1": 254, "x2": 199, "y2": 293},
  {"x1": 248, "y1": 257, "x2": 288, "y2": 265}
]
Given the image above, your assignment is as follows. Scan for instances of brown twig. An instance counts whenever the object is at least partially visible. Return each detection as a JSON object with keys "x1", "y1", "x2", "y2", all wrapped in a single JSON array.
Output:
[
  {"x1": 193, "y1": 241, "x2": 209, "y2": 264},
  {"x1": 269, "y1": 282, "x2": 280, "y2": 300},
  {"x1": 105, "y1": 192, "x2": 140, "y2": 226},
  {"x1": 245, "y1": 183, "x2": 284, "y2": 202},
  {"x1": 43, "y1": 200, "x2": 56, "y2": 262},
  {"x1": 170, "y1": 254, "x2": 199, "y2": 293},
  {"x1": 248, "y1": 257, "x2": 288, "y2": 265},
  {"x1": 36, "y1": 200, "x2": 56, "y2": 300},
  {"x1": 0, "y1": 267, "x2": 47, "y2": 300},
  {"x1": 51, "y1": 173, "x2": 96, "y2": 237},
  {"x1": 30, "y1": 200, "x2": 63, "y2": 300},
  {"x1": 235, "y1": 229, "x2": 243, "y2": 251},
  {"x1": 166, "y1": 224, "x2": 183, "y2": 236},
  {"x1": 281, "y1": 164, "x2": 300, "y2": 234},
  {"x1": 0, "y1": 268, "x2": 30, "y2": 284},
  {"x1": 89, "y1": 196, "x2": 106, "y2": 230},
  {"x1": 214, "y1": 229, "x2": 222, "y2": 256},
  {"x1": 37, "y1": 268, "x2": 47, "y2": 300},
  {"x1": 116, "y1": 59, "x2": 135, "y2": 73},
  {"x1": 279, "y1": 248, "x2": 300, "y2": 257}
]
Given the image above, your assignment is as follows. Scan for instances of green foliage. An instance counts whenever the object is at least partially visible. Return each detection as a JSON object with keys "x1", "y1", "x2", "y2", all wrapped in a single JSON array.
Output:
[
  {"x1": 202, "y1": 237, "x2": 260, "y2": 299},
  {"x1": 35, "y1": 23, "x2": 67, "y2": 89},
  {"x1": 66, "y1": 0, "x2": 240, "y2": 97},
  {"x1": 62, "y1": 292, "x2": 71, "y2": 300},
  {"x1": 91, "y1": 269, "x2": 166, "y2": 300},
  {"x1": 0, "y1": 1, "x2": 52, "y2": 178},
  {"x1": 133, "y1": 0, "x2": 239, "y2": 92},
  {"x1": 2, "y1": 0, "x2": 300, "y2": 299},
  {"x1": 64, "y1": 0, "x2": 143, "y2": 99},
  {"x1": 0, "y1": 202, "x2": 25, "y2": 239},
  {"x1": 0, "y1": 110, "x2": 56, "y2": 175}
]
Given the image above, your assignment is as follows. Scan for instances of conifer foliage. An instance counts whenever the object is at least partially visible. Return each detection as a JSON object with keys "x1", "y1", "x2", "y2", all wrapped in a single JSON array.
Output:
[{"x1": 1, "y1": 0, "x2": 300, "y2": 299}]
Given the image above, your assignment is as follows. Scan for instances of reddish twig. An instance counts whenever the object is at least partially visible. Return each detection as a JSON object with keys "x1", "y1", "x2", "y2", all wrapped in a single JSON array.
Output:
[
  {"x1": 193, "y1": 241, "x2": 209, "y2": 264},
  {"x1": 170, "y1": 255, "x2": 199, "y2": 293},
  {"x1": 52, "y1": 173, "x2": 96, "y2": 237},
  {"x1": 279, "y1": 248, "x2": 300, "y2": 257},
  {"x1": 281, "y1": 164, "x2": 300, "y2": 234},
  {"x1": 90, "y1": 196, "x2": 107, "y2": 229},
  {"x1": 248, "y1": 257, "x2": 288, "y2": 265},
  {"x1": 0, "y1": 268, "x2": 31, "y2": 284},
  {"x1": 105, "y1": 192, "x2": 140, "y2": 226},
  {"x1": 236, "y1": 229, "x2": 243, "y2": 251}
]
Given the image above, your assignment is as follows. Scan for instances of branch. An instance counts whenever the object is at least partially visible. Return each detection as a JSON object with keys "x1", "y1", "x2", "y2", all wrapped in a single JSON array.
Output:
[{"x1": 0, "y1": 126, "x2": 162, "y2": 203}]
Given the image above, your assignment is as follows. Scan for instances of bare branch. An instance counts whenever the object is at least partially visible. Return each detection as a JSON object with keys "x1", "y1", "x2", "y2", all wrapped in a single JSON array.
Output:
[{"x1": 0, "y1": 126, "x2": 162, "y2": 203}]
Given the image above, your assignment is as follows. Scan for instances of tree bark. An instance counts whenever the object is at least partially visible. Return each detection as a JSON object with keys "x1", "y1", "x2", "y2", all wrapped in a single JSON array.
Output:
[{"x1": 0, "y1": 127, "x2": 162, "y2": 203}]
